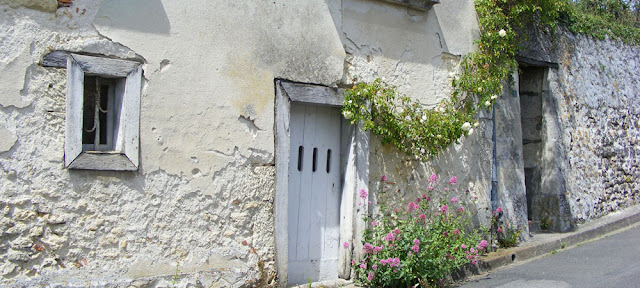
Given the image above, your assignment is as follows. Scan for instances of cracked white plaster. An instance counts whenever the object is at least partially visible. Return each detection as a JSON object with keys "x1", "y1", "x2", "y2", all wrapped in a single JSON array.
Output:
[
  {"x1": 0, "y1": 46, "x2": 32, "y2": 108},
  {"x1": 0, "y1": 125, "x2": 17, "y2": 153}
]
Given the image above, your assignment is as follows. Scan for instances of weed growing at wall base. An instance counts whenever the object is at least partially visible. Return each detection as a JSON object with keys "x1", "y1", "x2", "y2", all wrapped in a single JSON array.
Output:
[{"x1": 353, "y1": 175, "x2": 487, "y2": 287}]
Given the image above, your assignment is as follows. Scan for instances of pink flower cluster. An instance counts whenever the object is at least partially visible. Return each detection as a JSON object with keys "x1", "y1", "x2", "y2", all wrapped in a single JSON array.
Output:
[
  {"x1": 384, "y1": 232, "x2": 395, "y2": 242},
  {"x1": 380, "y1": 257, "x2": 401, "y2": 267},
  {"x1": 360, "y1": 189, "x2": 368, "y2": 199},
  {"x1": 477, "y1": 240, "x2": 488, "y2": 250},
  {"x1": 362, "y1": 243, "x2": 383, "y2": 254},
  {"x1": 411, "y1": 238, "x2": 420, "y2": 253},
  {"x1": 407, "y1": 201, "x2": 418, "y2": 212},
  {"x1": 440, "y1": 204, "x2": 449, "y2": 213},
  {"x1": 367, "y1": 271, "x2": 374, "y2": 281}
]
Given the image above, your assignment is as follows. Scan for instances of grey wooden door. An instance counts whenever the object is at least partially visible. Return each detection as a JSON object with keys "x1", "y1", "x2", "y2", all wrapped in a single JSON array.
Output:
[{"x1": 288, "y1": 103, "x2": 342, "y2": 284}]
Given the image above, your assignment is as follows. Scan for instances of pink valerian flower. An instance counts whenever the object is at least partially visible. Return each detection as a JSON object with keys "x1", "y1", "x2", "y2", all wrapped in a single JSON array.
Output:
[
  {"x1": 352, "y1": 260, "x2": 355, "y2": 265},
  {"x1": 495, "y1": 207, "x2": 503, "y2": 214},
  {"x1": 440, "y1": 205, "x2": 449, "y2": 213},
  {"x1": 418, "y1": 213, "x2": 426, "y2": 221},
  {"x1": 343, "y1": 242, "x2": 350, "y2": 248},
  {"x1": 470, "y1": 248, "x2": 476, "y2": 254},
  {"x1": 359, "y1": 189, "x2": 368, "y2": 199},
  {"x1": 372, "y1": 264, "x2": 378, "y2": 270},
  {"x1": 422, "y1": 194, "x2": 428, "y2": 199},
  {"x1": 497, "y1": 227, "x2": 503, "y2": 233},
  {"x1": 363, "y1": 243, "x2": 374, "y2": 254},
  {"x1": 451, "y1": 197, "x2": 458, "y2": 203},
  {"x1": 472, "y1": 259, "x2": 478, "y2": 265},
  {"x1": 411, "y1": 244, "x2": 419, "y2": 253},
  {"x1": 444, "y1": 188, "x2": 450, "y2": 191},
  {"x1": 393, "y1": 228, "x2": 401, "y2": 235},
  {"x1": 380, "y1": 174, "x2": 387, "y2": 182},
  {"x1": 449, "y1": 176, "x2": 457, "y2": 185},
  {"x1": 407, "y1": 202, "x2": 418, "y2": 212},
  {"x1": 360, "y1": 263, "x2": 367, "y2": 269},
  {"x1": 384, "y1": 232, "x2": 395, "y2": 242},
  {"x1": 413, "y1": 238, "x2": 420, "y2": 245},
  {"x1": 388, "y1": 257, "x2": 401, "y2": 267},
  {"x1": 443, "y1": 231, "x2": 449, "y2": 237},
  {"x1": 458, "y1": 207, "x2": 466, "y2": 213},
  {"x1": 373, "y1": 246, "x2": 383, "y2": 253},
  {"x1": 453, "y1": 228, "x2": 460, "y2": 235},
  {"x1": 371, "y1": 221, "x2": 377, "y2": 227},
  {"x1": 367, "y1": 271, "x2": 374, "y2": 281},
  {"x1": 477, "y1": 240, "x2": 488, "y2": 250},
  {"x1": 427, "y1": 186, "x2": 435, "y2": 191},
  {"x1": 461, "y1": 244, "x2": 467, "y2": 249},
  {"x1": 415, "y1": 197, "x2": 421, "y2": 203},
  {"x1": 429, "y1": 173, "x2": 438, "y2": 183}
]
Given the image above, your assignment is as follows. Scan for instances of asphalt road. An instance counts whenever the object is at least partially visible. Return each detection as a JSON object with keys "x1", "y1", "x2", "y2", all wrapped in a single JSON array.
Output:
[{"x1": 457, "y1": 224, "x2": 640, "y2": 288}]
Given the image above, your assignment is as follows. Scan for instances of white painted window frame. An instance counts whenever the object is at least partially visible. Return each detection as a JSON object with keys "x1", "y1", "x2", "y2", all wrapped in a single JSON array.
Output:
[
  {"x1": 274, "y1": 80, "x2": 370, "y2": 287},
  {"x1": 64, "y1": 54, "x2": 141, "y2": 171}
]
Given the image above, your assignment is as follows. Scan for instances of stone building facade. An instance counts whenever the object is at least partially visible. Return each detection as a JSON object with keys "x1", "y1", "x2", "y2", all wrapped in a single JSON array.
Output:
[{"x1": 0, "y1": 0, "x2": 638, "y2": 287}]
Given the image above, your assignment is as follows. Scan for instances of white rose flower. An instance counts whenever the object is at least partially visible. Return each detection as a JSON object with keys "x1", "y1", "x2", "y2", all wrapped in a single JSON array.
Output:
[
  {"x1": 499, "y1": 29, "x2": 507, "y2": 37},
  {"x1": 461, "y1": 122, "x2": 472, "y2": 132},
  {"x1": 348, "y1": 100, "x2": 352, "y2": 104},
  {"x1": 343, "y1": 111, "x2": 352, "y2": 120},
  {"x1": 437, "y1": 134, "x2": 442, "y2": 139},
  {"x1": 477, "y1": 87, "x2": 483, "y2": 92},
  {"x1": 421, "y1": 115, "x2": 427, "y2": 122},
  {"x1": 491, "y1": 94, "x2": 498, "y2": 100},
  {"x1": 474, "y1": 122, "x2": 480, "y2": 128},
  {"x1": 485, "y1": 100, "x2": 491, "y2": 107},
  {"x1": 468, "y1": 128, "x2": 474, "y2": 136},
  {"x1": 438, "y1": 106, "x2": 446, "y2": 113}
]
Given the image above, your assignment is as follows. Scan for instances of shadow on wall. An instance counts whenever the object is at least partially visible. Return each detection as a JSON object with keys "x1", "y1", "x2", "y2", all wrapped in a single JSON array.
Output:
[
  {"x1": 338, "y1": 0, "x2": 449, "y2": 70},
  {"x1": 93, "y1": 0, "x2": 170, "y2": 34}
]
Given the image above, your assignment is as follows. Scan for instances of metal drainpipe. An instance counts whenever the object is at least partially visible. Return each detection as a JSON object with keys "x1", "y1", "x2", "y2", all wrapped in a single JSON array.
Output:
[{"x1": 491, "y1": 104, "x2": 498, "y2": 212}]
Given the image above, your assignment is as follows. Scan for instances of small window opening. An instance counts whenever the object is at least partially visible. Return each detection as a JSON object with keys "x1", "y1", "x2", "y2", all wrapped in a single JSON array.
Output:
[
  {"x1": 297, "y1": 146, "x2": 304, "y2": 171},
  {"x1": 312, "y1": 148, "x2": 318, "y2": 172},
  {"x1": 326, "y1": 149, "x2": 332, "y2": 173},
  {"x1": 82, "y1": 76, "x2": 115, "y2": 151}
]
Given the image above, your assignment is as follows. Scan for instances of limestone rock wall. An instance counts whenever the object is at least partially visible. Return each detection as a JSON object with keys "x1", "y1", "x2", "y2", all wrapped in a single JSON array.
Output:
[{"x1": 550, "y1": 31, "x2": 640, "y2": 222}]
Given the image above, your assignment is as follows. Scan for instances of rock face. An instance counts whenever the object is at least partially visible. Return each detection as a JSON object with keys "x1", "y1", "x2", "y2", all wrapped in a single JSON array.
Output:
[
  {"x1": 0, "y1": 0, "x2": 639, "y2": 287},
  {"x1": 550, "y1": 31, "x2": 640, "y2": 223}
]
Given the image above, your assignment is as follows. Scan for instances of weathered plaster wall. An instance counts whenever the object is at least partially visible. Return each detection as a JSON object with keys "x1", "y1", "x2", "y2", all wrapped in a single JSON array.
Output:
[
  {"x1": 0, "y1": 0, "x2": 345, "y2": 287},
  {"x1": 342, "y1": 0, "x2": 524, "y2": 237}
]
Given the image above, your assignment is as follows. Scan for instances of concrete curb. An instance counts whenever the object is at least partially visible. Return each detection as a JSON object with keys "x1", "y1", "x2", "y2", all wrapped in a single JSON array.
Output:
[{"x1": 479, "y1": 204, "x2": 640, "y2": 271}]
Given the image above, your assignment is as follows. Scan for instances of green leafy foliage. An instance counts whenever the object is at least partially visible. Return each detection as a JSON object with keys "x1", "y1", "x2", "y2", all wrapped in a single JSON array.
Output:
[{"x1": 342, "y1": 79, "x2": 475, "y2": 159}]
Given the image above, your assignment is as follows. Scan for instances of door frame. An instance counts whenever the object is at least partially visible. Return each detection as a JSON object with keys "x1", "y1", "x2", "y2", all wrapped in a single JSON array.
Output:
[{"x1": 274, "y1": 80, "x2": 370, "y2": 287}]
